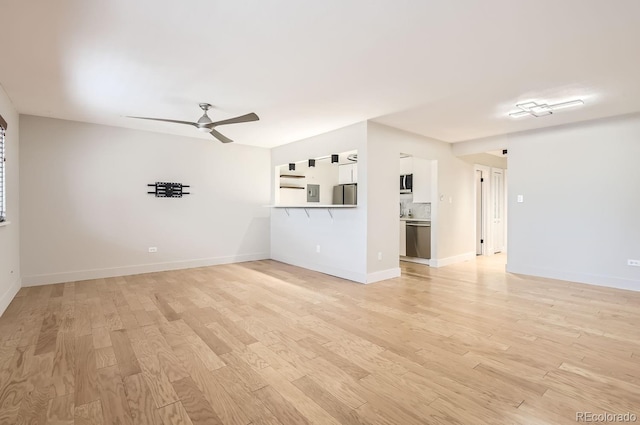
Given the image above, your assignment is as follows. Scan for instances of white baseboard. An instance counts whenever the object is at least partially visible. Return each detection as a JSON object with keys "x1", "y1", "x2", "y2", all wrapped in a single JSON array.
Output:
[
  {"x1": 21, "y1": 252, "x2": 270, "y2": 287},
  {"x1": 430, "y1": 252, "x2": 475, "y2": 268},
  {"x1": 270, "y1": 254, "x2": 367, "y2": 284},
  {"x1": 366, "y1": 268, "x2": 401, "y2": 284},
  {"x1": 0, "y1": 275, "x2": 21, "y2": 317},
  {"x1": 400, "y1": 256, "x2": 431, "y2": 266},
  {"x1": 506, "y1": 264, "x2": 640, "y2": 292}
]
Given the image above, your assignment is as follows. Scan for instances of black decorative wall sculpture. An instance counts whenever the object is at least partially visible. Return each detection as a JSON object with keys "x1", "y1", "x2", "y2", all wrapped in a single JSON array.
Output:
[{"x1": 147, "y1": 182, "x2": 191, "y2": 198}]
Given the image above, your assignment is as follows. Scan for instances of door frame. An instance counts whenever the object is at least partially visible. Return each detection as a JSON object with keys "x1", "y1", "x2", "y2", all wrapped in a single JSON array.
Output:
[
  {"x1": 474, "y1": 165, "x2": 491, "y2": 256},
  {"x1": 490, "y1": 167, "x2": 506, "y2": 254}
]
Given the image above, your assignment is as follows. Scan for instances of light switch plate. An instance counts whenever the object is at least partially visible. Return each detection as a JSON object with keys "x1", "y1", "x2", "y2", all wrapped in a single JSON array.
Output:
[{"x1": 517, "y1": 195, "x2": 524, "y2": 203}]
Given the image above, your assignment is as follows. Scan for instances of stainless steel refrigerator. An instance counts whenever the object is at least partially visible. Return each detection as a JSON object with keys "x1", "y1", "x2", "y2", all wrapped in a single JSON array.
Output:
[{"x1": 332, "y1": 183, "x2": 357, "y2": 205}]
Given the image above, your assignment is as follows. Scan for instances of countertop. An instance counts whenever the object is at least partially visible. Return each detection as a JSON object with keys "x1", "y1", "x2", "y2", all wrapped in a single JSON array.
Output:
[{"x1": 400, "y1": 217, "x2": 431, "y2": 222}]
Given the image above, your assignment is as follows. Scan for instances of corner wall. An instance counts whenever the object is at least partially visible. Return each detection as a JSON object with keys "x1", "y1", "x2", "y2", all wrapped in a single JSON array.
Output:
[
  {"x1": 367, "y1": 122, "x2": 476, "y2": 267},
  {"x1": 506, "y1": 114, "x2": 640, "y2": 290},
  {"x1": 0, "y1": 84, "x2": 20, "y2": 315},
  {"x1": 19, "y1": 116, "x2": 271, "y2": 285},
  {"x1": 270, "y1": 123, "x2": 369, "y2": 282}
]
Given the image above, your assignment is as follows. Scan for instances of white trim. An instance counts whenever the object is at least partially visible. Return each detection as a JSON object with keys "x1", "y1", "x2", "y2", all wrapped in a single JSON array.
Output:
[
  {"x1": 430, "y1": 252, "x2": 475, "y2": 268},
  {"x1": 400, "y1": 256, "x2": 430, "y2": 266},
  {"x1": 474, "y1": 165, "x2": 491, "y2": 256},
  {"x1": 0, "y1": 275, "x2": 21, "y2": 316},
  {"x1": 506, "y1": 264, "x2": 640, "y2": 292},
  {"x1": 366, "y1": 268, "x2": 401, "y2": 284},
  {"x1": 21, "y1": 252, "x2": 270, "y2": 287},
  {"x1": 0, "y1": 221, "x2": 10, "y2": 228},
  {"x1": 270, "y1": 254, "x2": 367, "y2": 284}
]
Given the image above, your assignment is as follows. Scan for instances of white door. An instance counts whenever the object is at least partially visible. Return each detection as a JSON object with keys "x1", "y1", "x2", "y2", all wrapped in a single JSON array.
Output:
[
  {"x1": 491, "y1": 168, "x2": 505, "y2": 253},
  {"x1": 476, "y1": 170, "x2": 484, "y2": 255}
]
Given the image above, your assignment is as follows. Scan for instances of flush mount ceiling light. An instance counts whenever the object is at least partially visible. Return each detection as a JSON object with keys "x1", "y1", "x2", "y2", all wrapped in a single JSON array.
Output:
[{"x1": 509, "y1": 99, "x2": 584, "y2": 118}]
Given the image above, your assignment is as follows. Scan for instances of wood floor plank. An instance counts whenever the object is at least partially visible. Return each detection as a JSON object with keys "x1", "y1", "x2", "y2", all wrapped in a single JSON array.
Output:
[
  {"x1": 137, "y1": 355, "x2": 180, "y2": 408},
  {"x1": 74, "y1": 334, "x2": 100, "y2": 406},
  {"x1": 172, "y1": 377, "x2": 223, "y2": 425},
  {"x1": 253, "y1": 385, "x2": 310, "y2": 425},
  {"x1": 97, "y1": 365, "x2": 134, "y2": 425},
  {"x1": 74, "y1": 400, "x2": 104, "y2": 425},
  {"x1": 34, "y1": 308, "x2": 60, "y2": 355},
  {"x1": 291, "y1": 375, "x2": 366, "y2": 425},
  {"x1": 219, "y1": 351, "x2": 268, "y2": 392},
  {"x1": 51, "y1": 330, "x2": 75, "y2": 397},
  {"x1": 122, "y1": 373, "x2": 163, "y2": 425},
  {"x1": 110, "y1": 329, "x2": 142, "y2": 377},
  {"x1": 153, "y1": 294, "x2": 181, "y2": 322},
  {"x1": 92, "y1": 326, "x2": 112, "y2": 349},
  {"x1": 210, "y1": 365, "x2": 282, "y2": 425},
  {"x1": 46, "y1": 393, "x2": 74, "y2": 425},
  {"x1": 14, "y1": 346, "x2": 55, "y2": 425},
  {"x1": 296, "y1": 337, "x2": 369, "y2": 380},
  {"x1": 157, "y1": 401, "x2": 194, "y2": 425},
  {"x1": 181, "y1": 313, "x2": 232, "y2": 356},
  {"x1": 172, "y1": 345, "x2": 250, "y2": 425},
  {"x1": 95, "y1": 346, "x2": 117, "y2": 369}
]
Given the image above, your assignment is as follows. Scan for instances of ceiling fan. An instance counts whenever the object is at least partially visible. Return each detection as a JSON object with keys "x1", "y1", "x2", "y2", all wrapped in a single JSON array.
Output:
[{"x1": 128, "y1": 103, "x2": 259, "y2": 143}]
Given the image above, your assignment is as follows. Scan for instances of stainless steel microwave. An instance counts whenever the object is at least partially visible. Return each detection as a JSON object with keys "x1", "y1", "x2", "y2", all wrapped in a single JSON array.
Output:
[{"x1": 400, "y1": 174, "x2": 413, "y2": 193}]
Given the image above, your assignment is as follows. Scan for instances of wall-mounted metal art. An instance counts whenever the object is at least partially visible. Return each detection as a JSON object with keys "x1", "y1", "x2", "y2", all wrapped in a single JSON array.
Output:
[{"x1": 147, "y1": 182, "x2": 191, "y2": 198}]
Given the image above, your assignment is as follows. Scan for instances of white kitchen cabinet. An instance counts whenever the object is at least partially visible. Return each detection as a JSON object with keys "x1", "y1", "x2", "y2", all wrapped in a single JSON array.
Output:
[
  {"x1": 399, "y1": 220, "x2": 406, "y2": 256},
  {"x1": 399, "y1": 157, "x2": 413, "y2": 175},
  {"x1": 338, "y1": 163, "x2": 358, "y2": 184},
  {"x1": 412, "y1": 157, "x2": 432, "y2": 203}
]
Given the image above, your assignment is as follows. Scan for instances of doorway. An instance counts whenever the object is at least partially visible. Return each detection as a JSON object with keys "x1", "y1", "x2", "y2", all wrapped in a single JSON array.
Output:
[
  {"x1": 491, "y1": 168, "x2": 505, "y2": 253},
  {"x1": 475, "y1": 169, "x2": 485, "y2": 255},
  {"x1": 474, "y1": 164, "x2": 506, "y2": 256}
]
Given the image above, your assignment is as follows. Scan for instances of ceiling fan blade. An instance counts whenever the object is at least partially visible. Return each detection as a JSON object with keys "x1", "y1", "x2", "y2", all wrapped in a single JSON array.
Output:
[
  {"x1": 208, "y1": 112, "x2": 259, "y2": 128},
  {"x1": 209, "y1": 128, "x2": 234, "y2": 143},
  {"x1": 127, "y1": 116, "x2": 198, "y2": 127}
]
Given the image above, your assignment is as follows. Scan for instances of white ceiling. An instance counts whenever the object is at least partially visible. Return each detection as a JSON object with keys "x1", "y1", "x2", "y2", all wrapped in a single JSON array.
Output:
[{"x1": 1, "y1": 0, "x2": 639, "y2": 148}]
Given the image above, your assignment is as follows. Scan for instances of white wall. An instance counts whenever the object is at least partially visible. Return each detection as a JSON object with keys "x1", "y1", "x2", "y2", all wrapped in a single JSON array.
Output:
[
  {"x1": 0, "y1": 85, "x2": 20, "y2": 315},
  {"x1": 270, "y1": 123, "x2": 370, "y2": 282},
  {"x1": 506, "y1": 114, "x2": 640, "y2": 291},
  {"x1": 460, "y1": 152, "x2": 507, "y2": 169},
  {"x1": 19, "y1": 116, "x2": 271, "y2": 285},
  {"x1": 367, "y1": 122, "x2": 476, "y2": 266}
]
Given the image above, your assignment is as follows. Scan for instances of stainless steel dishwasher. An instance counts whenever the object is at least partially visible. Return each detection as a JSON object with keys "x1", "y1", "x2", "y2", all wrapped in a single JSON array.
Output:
[{"x1": 406, "y1": 221, "x2": 431, "y2": 259}]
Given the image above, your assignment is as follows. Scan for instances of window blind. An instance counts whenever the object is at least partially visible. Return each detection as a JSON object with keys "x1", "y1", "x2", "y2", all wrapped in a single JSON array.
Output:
[{"x1": 0, "y1": 114, "x2": 6, "y2": 222}]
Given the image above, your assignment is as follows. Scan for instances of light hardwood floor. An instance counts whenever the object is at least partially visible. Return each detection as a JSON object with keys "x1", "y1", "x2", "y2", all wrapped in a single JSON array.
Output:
[{"x1": 1, "y1": 255, "x2": 639, "y2": 424}]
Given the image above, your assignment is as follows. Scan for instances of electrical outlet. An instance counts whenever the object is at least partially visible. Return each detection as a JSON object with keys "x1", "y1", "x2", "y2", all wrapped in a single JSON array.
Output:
[
  {"x1": 628, "y1": 259, "x2": 640, "y2": 267},
  {"x1": 316, "y1": 245, "x2": 321, "y2": 253},
  {"x1": 148, "y1": 247, "x2": 157, "y2": 253},
  {"x1": 517, "y1": 195, "x2": 524, "y2": 203},
  {"x1": 378, "y1": 252, "x2": 383, "y2": 261}
]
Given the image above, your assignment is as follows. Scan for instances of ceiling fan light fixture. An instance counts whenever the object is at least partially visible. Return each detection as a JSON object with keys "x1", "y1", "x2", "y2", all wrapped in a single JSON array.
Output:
[{"x1": 127, "y1": 102, "x2": 259, "y2": 144}]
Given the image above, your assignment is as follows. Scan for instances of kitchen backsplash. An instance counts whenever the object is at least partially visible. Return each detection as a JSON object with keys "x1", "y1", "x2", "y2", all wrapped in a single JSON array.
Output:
[{"x1": 400, "y1": 196, "x2": 431, "y2": 219}]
